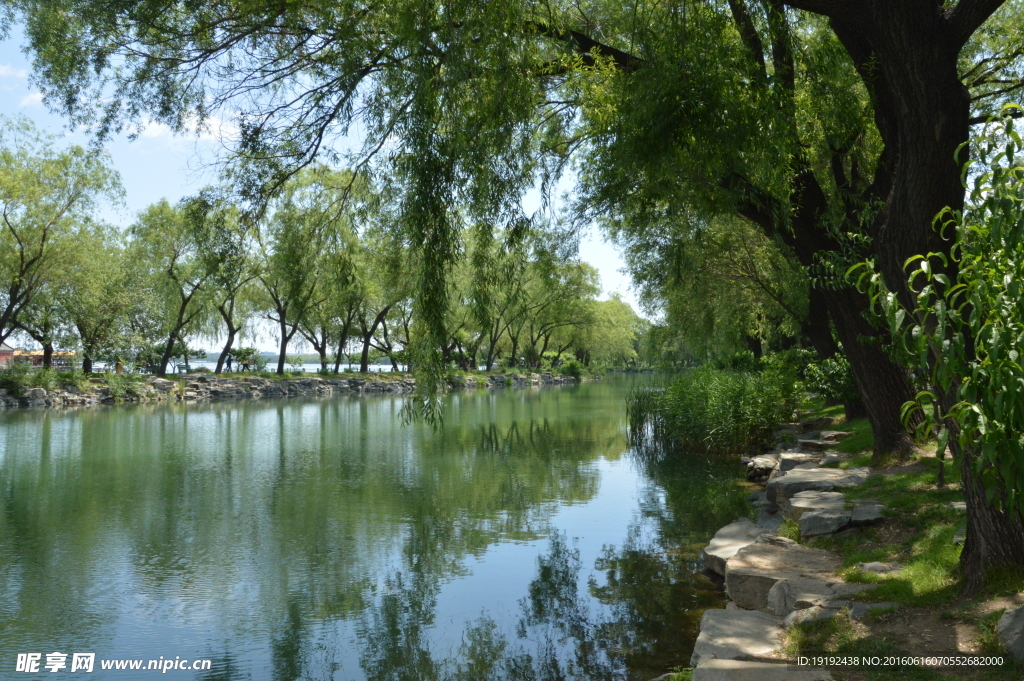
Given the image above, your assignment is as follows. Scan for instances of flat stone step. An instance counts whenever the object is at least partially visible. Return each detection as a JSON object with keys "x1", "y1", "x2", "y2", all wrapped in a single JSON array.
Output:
[
  {"x1": 779, "y1": 453, "x2": 819, "y2": 472},
  {"x1": 692, "y1": 659, "x2": 833, "y2": 681},
  {"x1": 766, "y1": 467, "x2": 871, "y2": 509},
  {"x1": 689, "y1": 609, "x2": 784, "y2": 667},
  {"x1": 704, "y1": 518, "x2": 767, "y2": 577},
  {"x1": 787, "y1": 491, "x2": 847, "y2": 521},
  {"x1": 725, "y1": 535, "x2": 842, "y2": 611},
  {"x1": 796, "y1": 439, "x2": 839, "y2": 451}
]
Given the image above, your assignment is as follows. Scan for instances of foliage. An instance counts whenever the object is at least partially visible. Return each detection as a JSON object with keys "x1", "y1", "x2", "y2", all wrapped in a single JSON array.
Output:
[
  {"x1": 610, "y1": 216, "x2": 809, "y2": 360},
  {"x1": 0, "y1": 116, "x2": 121, "y2": 345},
  {"x1": 0, "y1": 361, "x2": 32, "y2": 396},
  {"x1": 231, "y1": 347, "x2": 267, "y2": 372},
  {"x1": 628, "y1": 357, "x2": 800, "y2": 454},
  {"x1": 805, "y1": 354, "x2": 861, "y2": 408},
  {"x1": 858, "y1": 110, "x2": 1024, "y2": 515}
]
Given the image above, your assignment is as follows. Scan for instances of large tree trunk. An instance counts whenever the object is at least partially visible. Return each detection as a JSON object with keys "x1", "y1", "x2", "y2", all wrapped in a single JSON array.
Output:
[
  {"x1": 157, "y1": 337, "x2": 176, "y2": 377},
  {"x1": 216, "y1": 326, "x2": 236, "y2": 374},
  {"x1": 738, "y1": 167, "x2": 918, "y2": 459},
  {"x1": 360, "y1": 306, "x2": 391, "y2": 373},
  {"x1": 276, "y1": 317, "x2": 291, "y2": 375},
  {"x1": 957, "y1": 439, "x2": 1024, "y2": 595},
  {"x1": 826, "y1": 287, "x2": 913, "y2": 454},
  {"x1": 82, "y1": 354, "x2": 93, "y2": 374},
  {"x1": 810, "y1": 0, "x2": 1022, "y2": 593},
  {"x1": 802, "y1": 287, "x2": 838, "y2": 360}
]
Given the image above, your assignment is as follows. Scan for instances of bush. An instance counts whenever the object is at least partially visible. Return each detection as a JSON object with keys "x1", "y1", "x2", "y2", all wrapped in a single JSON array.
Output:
[
  {"x1": 628, "y1": 358, "x2": 800, "y2": 454},
  {"x1": 0, "y1": 361, "x2": 32, "y2": 397},
  {"x1": 805, "y1": 354, "x2": 862, "y2": 410},
  {"x1": 558, "y1": 359, "x2": 583, "y2": 380}
]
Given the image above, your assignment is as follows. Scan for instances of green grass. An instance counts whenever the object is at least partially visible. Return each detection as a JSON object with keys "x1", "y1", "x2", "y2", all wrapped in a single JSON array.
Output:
[{"x1": 829, "y1": 416, "x2": 874, "y2": 454}]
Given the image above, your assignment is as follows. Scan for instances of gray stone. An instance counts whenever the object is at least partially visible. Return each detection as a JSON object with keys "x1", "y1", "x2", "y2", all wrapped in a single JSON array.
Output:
[
  {"x1": 949, "y1": 501, "x2": 967, "y2": 511},
  {"x1": 689, "y1": 609, "x2": 784, "y2": 667},
  {"x1": 820, "y1": 431, "x2": 852, "y2": 442},
  {"x1": 748, "y1": 455, "x2": 780, "y2": 482},
  {"x1": 692, "y1": 659, "x2": 833, "y2": 681},
  {"x1": 848, "y1": 602, "x2": 900, "y2": 621},
  {"x1": 796, "y1": 438, "x2": 839, "y2": 452},
  {"x1": 779, "y1": 453, "x2": 819, "y2": 472},
  {"x1": 799, "y1": 417, "x2": 834, "y2": 432},
  {"x1": 766, "y1": 467, "x2": 871, "y2": 509},
  {"x1": 799, "y1": 510, "x2": 851, "y2": 538},
  {"x1": 783, "y1": 605, "x2": 844, "y2": 629},
  {"x1": 856, "y1": 561, "x2": 902, "y2": 574},
  {"x1": 757, "y1": 510, "x2": 784, "y2": 533},
  {"x1": 725, "y1": 535, "x2": 841, "y2": 611},
  {"x1": 997, "y1": 606, "x2": 1024, "y2": 661},
  {"x1": 787, "y1": 491, "x2": 847, "y2": 521},
  {"x1": 954, "y1": 527, "x2": 967, "y2": 545},
  {"x1": 704, "y1": 518, "x2": 766, "y2": 577},
  {"x1": 819, "y1": 453, "x2": 849, "y2": 467},
  {"x1": 849, "y1": 501, "x2": 885, "y2": 527}
]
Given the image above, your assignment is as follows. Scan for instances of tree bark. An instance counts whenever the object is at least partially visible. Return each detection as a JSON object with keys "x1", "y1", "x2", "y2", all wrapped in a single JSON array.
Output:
[
  {"x1": 802, "y1": 287, "x2": 838, "y2": 360},
  {"x1": 82, "y1": 354, "x2": 93, "y2": 374},
  {"x1": 736, "y1": 166, "x2": 918, "y2": 460},
  {"x1": 216, "y1": 327, "x2": 235, "y2": 374},
  {"x1": 798, "y1": 0, "x2": 1021, "y2": 593},
  {"x1": 360, "y1": 306, "x2": 390, "y2": 373}
]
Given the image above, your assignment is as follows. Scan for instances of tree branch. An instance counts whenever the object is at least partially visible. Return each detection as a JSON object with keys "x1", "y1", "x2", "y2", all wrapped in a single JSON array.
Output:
[
  {"x1": 531, "y1": 22, "x2": 642, "y2": 72},
  {"x1": 948, "y1": 0, "x2": 1009, "y2": 49}
]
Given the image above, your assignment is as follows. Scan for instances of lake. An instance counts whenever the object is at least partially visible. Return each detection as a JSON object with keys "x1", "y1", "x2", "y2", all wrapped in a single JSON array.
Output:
[{"x1": 0, "y1": 376, "x2": 748, "y2": 680}]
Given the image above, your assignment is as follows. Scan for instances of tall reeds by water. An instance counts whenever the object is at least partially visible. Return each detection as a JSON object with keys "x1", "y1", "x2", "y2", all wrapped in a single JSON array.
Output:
[{"x1": 627, "y1": 360, "x2": 800, "y2": 456}]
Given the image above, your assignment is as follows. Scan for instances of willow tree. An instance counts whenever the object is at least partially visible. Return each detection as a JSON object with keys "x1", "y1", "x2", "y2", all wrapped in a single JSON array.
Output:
[
  {"x1": 0, "y1": 117, "x2": 120, "y2": 346},
  {"x1": 9, "y1": 0, "x2": 1024, "y2": 588}
]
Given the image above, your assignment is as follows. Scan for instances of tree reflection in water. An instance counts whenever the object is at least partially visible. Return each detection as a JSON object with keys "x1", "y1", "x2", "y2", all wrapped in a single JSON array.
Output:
[{"x1": 356, "y1": 449, "x2": 748, "y2": 681}]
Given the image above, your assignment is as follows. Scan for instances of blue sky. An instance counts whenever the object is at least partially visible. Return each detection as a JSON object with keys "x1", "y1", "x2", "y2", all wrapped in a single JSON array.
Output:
[{"x1": 0, "y1": 31, "x2": 639, "y2": 315}]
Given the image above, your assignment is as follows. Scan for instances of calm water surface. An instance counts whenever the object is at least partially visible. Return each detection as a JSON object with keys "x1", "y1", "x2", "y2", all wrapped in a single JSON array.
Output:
[{"x1": 0, "y1": 377, "x2": 748, "y2": 680}]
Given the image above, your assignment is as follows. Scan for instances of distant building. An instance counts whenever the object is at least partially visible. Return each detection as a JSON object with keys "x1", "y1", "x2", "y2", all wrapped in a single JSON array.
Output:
[
  {"x1": 0, "y1": 342, "x2": 12, "y2": 366},
  {"x1": 12, "y1": 349, "x2": 77, "y2": 368}
]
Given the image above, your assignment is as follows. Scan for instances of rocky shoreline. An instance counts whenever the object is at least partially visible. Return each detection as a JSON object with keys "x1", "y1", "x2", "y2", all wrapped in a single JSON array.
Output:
[
  {"x1": 0, "y1": 371, "x2": 582, "y2": 410},
  {"x1": 684, "y1": 419, "x2": 889, "y2": 680},
  {"x1": 683, "y1": 418, "x2": 1024, "y2": 679}
]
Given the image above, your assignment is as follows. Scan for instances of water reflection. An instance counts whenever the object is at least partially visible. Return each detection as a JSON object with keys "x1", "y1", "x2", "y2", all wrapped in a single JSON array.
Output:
[{"x1": 0, "y1": 379, "x2": 748, "y2": 680}]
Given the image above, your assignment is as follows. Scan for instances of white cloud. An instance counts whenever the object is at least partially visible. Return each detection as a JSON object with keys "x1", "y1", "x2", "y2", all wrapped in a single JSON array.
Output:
[
  {"x1": 0, "y1": 64, "x2": 28, "y2": 78},
  {"x1": 19, "y1": 92, "x2": 43, "y2": 107}
]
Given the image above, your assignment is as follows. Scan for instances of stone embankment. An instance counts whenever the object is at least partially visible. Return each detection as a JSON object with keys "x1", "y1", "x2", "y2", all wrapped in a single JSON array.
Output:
[
  {"x1": 0, "y1": 371, "x2": 580, "y2": 410},
  {"x1": 685, "y1": 418, "x2": 895, "y2": 681}
]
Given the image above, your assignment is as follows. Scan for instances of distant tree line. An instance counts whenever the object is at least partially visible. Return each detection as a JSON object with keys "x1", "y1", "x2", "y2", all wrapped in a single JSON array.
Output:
[{"x1": 0, "y1": 121, "x2": 645, "y2": 377}]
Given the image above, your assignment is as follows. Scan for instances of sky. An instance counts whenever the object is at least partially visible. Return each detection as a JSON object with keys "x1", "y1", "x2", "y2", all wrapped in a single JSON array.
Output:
[{"x1": 0, "y1": 31, "x2": 641, "y2": 318}]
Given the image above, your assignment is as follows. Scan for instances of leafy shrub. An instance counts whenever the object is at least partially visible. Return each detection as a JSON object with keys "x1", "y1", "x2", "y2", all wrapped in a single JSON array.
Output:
[
  {"x1": 0, "y1": 361, "x2": 32, "y2": 397},
  {"x1": 558, "y1": 359, "x2": 583, "y2": 380},
  {"x1": 709, "y1": 350, "x2": 761, "y2": 372},
  {"x1": 105, "y1": 373, "x2": 141, "y2": 399},
  {"x1": 628, "y1": 358, "x2": 800, "y2": 454},
  {"x1": 805, "y1": 354, "x2": 862, "y2": 410},
  {"x1": 55, "y1": 370, "x2": 90, "y2": 391}
]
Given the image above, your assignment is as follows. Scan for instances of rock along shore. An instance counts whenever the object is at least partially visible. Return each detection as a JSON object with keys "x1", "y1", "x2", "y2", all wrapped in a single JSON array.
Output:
[
  {"x1": 0, "y1": 371, "x2": 583, "y2": 410},
  {"x1": 683, "y1": 418, "x2": 888, "y2": 681}
]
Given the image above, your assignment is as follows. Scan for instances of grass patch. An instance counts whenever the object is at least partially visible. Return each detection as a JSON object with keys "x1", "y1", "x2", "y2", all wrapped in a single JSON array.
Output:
[
  {"x1": 786, "y1": 616, "x2": 945, "y2": 680},
  {"x1": 829, "y1": 416, "x2": 874, "y2": 454},
  {"x1": 777, "y1": 518, "x2": 801, "y2": 542}
]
